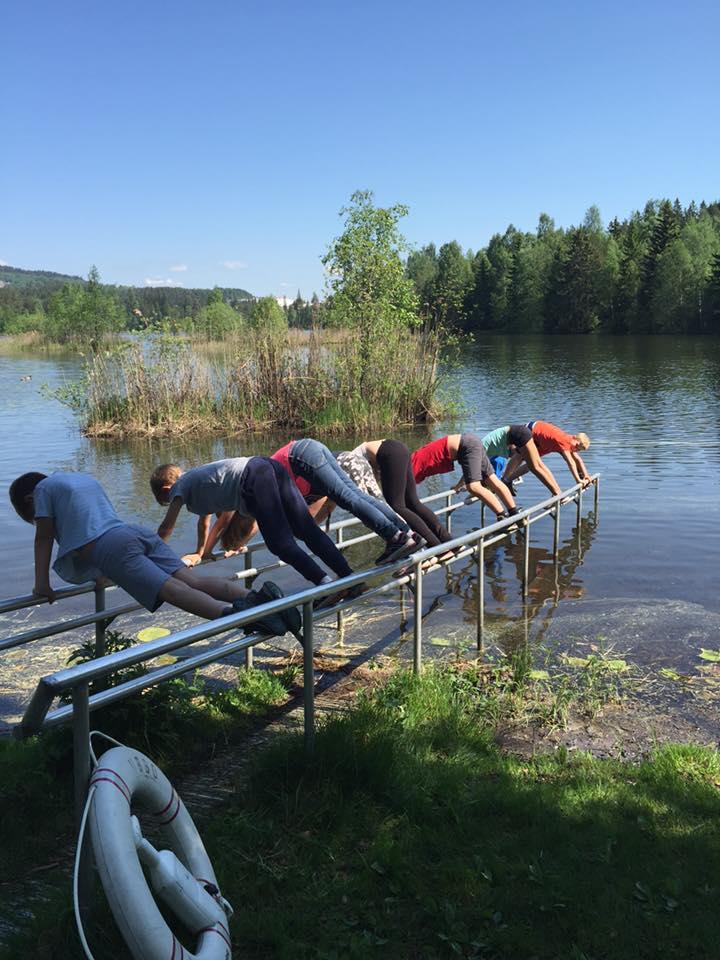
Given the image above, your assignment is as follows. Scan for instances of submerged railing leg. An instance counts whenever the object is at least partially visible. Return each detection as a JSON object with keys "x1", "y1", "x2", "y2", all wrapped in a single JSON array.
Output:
[
  {"x1": 94, "y1": 584, "x2": 106, "y2": 659},
  {"x1": 522, "y1": 518, "x2": 530, "y2": 599},
  {"x1": 576, "y1": 485, "x2": 583, "y2": 526},
  {"x1": 594, "y1": 476, "x2": 600, "y2": 513},
  {"x1": 476, "y1": 540, "x2": 485, "y2": 652},
  {"x1": 73, "y1": 682, "x2": 93, "y2": 910},
  {"x1": 553, "y1": 500, "x2": 561, "y2": 562},
  {"x1": 336, "y1": 526, "x2": 345, "y2": 645},
  {"x1": 303, "y1": 602, "x2": 315, "y2": 758},
  {"x1": 413, "y1": 561, "x2": 423, "y2": 674}
]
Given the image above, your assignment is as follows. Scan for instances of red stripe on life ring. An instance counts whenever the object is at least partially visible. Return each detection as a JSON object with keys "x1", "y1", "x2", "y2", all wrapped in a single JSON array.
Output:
[
  {"x1": 93, "y1": 766, "x2": 132, "y2": 797},
  {"x1": 89, "y1": 777, "x2": 131, "y2": 805},
  {"x1": 154, "y1": 788, "x2": 176, "y2": 817},
  {"x1": 158, "y1": 795, "x2": 181, "y2": 826},
  {"x1": 199, "y1": 926, "x2": 232, "y2": 951}
]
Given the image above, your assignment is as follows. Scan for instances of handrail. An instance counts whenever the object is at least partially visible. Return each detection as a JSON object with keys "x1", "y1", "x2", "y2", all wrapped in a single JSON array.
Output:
[{"x1": 11, "y1": 474, "x2": 600, "y2": 828}]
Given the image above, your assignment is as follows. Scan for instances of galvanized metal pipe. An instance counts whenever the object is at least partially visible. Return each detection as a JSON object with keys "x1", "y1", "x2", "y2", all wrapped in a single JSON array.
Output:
[
  {"x1": 476, "y1": 540, "x2": 485, "y2": 652},
  {"x1": 336, "y1": 525, "x2": 345, "y2": 643},
  {"x1": 522, "y1": 518, "x2": 530, "y2": 599},
  {"x1": 94, "y1": 584, "x2": 106, "y2": 659},
  {"x1": 303, "y1": 601, "x2": 315, "y2": 757},
  {"x1": 413, "y1": 560, "x2": 423, "y2": 674}
]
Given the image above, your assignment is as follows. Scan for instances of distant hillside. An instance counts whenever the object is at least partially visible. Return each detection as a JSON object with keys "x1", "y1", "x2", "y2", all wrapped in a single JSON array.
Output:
[{"x1": 0, "y1": 263, "x2": 254, "y2": 319}]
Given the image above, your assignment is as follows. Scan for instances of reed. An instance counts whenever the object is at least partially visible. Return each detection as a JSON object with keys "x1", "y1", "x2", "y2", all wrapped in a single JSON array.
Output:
[{"x1": 57, "y1": 326, "x2": 448, "y2": 436}]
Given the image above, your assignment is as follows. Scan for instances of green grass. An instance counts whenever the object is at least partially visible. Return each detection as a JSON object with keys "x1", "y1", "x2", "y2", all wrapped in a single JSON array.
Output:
[{"x1": 4, "y1": 665, "x2": 720, "y2": 959}]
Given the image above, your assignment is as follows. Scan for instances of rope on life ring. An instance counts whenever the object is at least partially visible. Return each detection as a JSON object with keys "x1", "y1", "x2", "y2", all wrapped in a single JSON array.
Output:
[{"x1": 79, "y1": 741, "x2": 233, "y2": 960}]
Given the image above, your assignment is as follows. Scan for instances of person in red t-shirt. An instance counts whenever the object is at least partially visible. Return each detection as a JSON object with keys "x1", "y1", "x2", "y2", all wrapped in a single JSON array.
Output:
[
  {"x1": 411, "y1": 434, "x2": 518, "y2": 523},
  {"x1": 502, "y1": 421, "x2": 591, "y2": 490}
]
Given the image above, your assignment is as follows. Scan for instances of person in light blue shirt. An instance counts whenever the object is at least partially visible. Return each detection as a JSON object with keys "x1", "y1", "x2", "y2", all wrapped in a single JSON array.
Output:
[
  {"x1": 8, "y1": 470, "x2": 290, "y2": 626},
  {"x1": 481, "y1": 424, "x2": 561, "y2": 496}
]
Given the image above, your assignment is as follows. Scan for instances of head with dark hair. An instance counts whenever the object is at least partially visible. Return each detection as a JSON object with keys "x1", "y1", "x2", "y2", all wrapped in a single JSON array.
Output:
[{"x1": 9, "y1": 472, "x2": 48, "y2": 523}]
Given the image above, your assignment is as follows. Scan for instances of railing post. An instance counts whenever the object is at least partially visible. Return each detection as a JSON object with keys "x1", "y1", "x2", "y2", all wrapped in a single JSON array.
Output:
[
  {"x1": 476, "y1": 540, "x2": 485, "y2": 652},
  {"x1": 336, "y1": 526, "x2": 345, "y2": 644},
  {"x1": 303, "y1": 602, "x2": 315, "y2": 758},
  {"x1": 413, "y1": 560, "x2": 423, "y2": 674},
  {"x1": 73, "y1": 681, "x2": 93, "y2": 910},
  {"x1": 446, "y1": 491, "x2": 453, "y2": 535},
  {"x1": 576, "y1": 485, "x2": 583, "y2": 527},
  {"x1": 522, "y1": 518, "x2": 530, "y2": 599},
  {"x1": 480, "y1": 502, "x2": 485, "y2": 528},
  {"x1": 553, "y1": 500, "x2": 561, "y2": 562},
  {"x1": 94, "y1": 584, "x2": 106, "y2": 659},
  {"x1": 244, "y1": 550, "x2": 255, "y2": 669},
  {"x1": 594, "y1": 476, "x2": 600, "y2": 513}
]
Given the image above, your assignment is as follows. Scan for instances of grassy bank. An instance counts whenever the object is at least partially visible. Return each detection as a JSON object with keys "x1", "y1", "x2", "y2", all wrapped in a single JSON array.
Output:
[
  {"x1": 4, "y1": 662, "x2": 720, "y2": 959},
  {"x1": 48, "y1": 325, "x2": 449, "y2": 436}
]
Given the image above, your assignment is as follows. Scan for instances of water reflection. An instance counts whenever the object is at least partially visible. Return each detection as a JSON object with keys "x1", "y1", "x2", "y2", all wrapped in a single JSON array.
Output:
[{"x1": 452, "y1": 511, "x2": 599, "y2": 652}]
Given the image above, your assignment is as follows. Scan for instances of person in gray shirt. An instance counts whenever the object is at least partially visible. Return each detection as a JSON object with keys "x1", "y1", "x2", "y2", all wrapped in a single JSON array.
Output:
[{"x1": 151, "y1": 456, "x2": 360, "y2": 606}]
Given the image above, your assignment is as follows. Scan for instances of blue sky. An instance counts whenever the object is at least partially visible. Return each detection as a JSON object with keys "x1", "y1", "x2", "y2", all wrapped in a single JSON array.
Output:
[{"x1": 2, "y1": 0, "x2": 718, "y2": 297}]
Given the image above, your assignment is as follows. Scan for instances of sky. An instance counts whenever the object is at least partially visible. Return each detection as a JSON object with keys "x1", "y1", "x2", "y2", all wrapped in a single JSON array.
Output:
[{"x1": 1, "y1": 0, "x2": 719, "y2": 298}]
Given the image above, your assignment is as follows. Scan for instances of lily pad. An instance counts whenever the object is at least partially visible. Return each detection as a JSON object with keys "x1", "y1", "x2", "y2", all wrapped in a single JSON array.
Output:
[
  {"x1": 529, "y1": 669, "x2": 550, "y2": 680},
  {"x1": 605, "y1": 659, "x2": 629, "y2": 672},
  {"x1": 430, "y1": 637, "x2": 454, "y2": 647},
  {"x1": 137, "y1": 626, "x2": 171, "y2": 643},
  {"x1": 699, "y1": 648, "x2": 720, "y2": 662},
  {"x1": 659, "y1": 667, "x2": 684, "y2": 682},
  {"x1": 562, "y1": 655, "x2": 589, "y2": 668}
]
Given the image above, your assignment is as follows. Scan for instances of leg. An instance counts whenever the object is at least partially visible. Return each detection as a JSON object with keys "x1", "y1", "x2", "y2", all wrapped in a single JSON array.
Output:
[
  {"x1": 297, "y1": 442, "x2": 407, "y2": 541},
  {"x1": 244, "y1": 458, "x2": 335, "y2": 585},
  {"x1": 376, "y1": 440, "x2": 449, "y2": 546},
  {"x1": 176, "y1": 567, "x2": 250, "y2": 604},
  {"x1": 159, "y1": 570, "x2": 232, "y2": 619},
  {"x1": 466, "y1": 479, "x2": 506, "y2": 518},
  {"x1": 271, "y1": 460, "x2": 354, "y2": 579},
  {"x1": 401, "y1": 458, "x2": 453, "y2": 544}
]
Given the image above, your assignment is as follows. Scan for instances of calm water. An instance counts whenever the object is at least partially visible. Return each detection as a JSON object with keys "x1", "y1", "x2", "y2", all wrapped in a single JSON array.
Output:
[{"x1": 1, "y1": 335, "x2": 719, "y2": 720}]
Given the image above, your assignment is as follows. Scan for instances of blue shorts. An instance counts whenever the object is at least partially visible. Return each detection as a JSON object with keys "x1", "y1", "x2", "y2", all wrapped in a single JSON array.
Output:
[{"x1": 89, "y1": 523, "x2": 184, "y2": 612}]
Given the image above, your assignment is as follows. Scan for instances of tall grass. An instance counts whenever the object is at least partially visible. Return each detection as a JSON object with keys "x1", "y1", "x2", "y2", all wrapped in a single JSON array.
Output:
[{"x1": 53, "y1": 325, "x2": 448, "y2": 437}]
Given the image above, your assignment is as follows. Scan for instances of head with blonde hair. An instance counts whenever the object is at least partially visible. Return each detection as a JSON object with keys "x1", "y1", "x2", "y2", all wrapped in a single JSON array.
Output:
[{"x1": 574, "y1": 433, "x2": 590, "y2": 451}]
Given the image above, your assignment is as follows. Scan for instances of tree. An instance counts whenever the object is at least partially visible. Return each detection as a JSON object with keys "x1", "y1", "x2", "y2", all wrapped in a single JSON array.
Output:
[
  {"x1": 250, "y1": 296, "x2": 287, "y2": 332},
  {"x1": 46, "y1": 266, "x2": 122, "y2": 348},
  {"x1": 406, "y1": 243, "x2": 439, "y2": 309},
  {"x1": 429, "y1": 241, "x2": 472, "y2": 327},
  {"x1": 322, "y1": 190, "x2": 419, "y2": 333}
]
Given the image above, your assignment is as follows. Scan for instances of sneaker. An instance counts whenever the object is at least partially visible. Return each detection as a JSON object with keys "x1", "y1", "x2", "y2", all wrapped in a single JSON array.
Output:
[
  {"x1": 313, "y1": 583, "x2": 365, "y2": 612},
  {"x1": 232, "y1": 584, "x2": 301, "y2": 642},
  {"x1": 375, "y1": 532, "x2": 423, "y2": 565},
  {"x1": 253, "y1": 581, "x2": 303, "y2": 646}
]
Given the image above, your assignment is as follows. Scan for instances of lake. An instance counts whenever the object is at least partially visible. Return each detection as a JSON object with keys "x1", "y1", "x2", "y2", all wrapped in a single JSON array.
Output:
[{"x1": 1, "y1": 335, "x2": 719, "y2": 724}]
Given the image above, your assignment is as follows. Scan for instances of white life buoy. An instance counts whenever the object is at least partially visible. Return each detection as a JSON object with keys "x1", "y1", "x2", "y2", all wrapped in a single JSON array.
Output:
[{"x1": 88, "y1": 746, "x2": 233, "y2": 960}]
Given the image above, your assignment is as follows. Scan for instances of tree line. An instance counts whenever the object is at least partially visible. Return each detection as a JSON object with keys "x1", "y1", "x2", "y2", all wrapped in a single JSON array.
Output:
[{"x1": 406, "y1": 199, "x2": 720, "y2": 334}]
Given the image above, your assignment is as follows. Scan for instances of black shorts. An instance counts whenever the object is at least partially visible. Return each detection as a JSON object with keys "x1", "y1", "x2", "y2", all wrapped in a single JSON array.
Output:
[{"x1": 457, "y1": 433, "x2": 492, "y2": 484}]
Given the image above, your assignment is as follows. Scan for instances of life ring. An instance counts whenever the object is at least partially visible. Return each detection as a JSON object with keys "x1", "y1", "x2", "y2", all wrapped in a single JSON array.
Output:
[{"x1": 88, "y1": 745, "x2": 233, "y2": 960}]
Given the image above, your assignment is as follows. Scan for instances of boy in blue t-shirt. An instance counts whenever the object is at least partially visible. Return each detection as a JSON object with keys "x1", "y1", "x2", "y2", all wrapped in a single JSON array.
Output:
[{"x1": 9, "y1": 471, "x2": 298, "y2": 637}]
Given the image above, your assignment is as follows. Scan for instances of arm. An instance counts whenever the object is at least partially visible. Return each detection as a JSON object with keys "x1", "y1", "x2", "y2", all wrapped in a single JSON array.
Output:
[
  {"x1": 201, "y1": 511, "x2": 238, "y2": 559},
  {"x1": 196, "y1": 514, "x2": 210, "y2": 553},
  {"x1": 521, "y1": 440, "x2": 561, "y2": 496},
  {"x1": 571, "y1": 451, "x2": 591, "y2": 487},
  {"x1": 33, "y1": 518, "x2": 57, "y2": 603},
  {"x1": 157, "y1": 497, "x2": 184, "y2": 541}
]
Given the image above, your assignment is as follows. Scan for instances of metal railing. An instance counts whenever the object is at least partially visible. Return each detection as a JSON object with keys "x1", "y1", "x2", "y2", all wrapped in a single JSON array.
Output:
[{"x1": 4, "y1": 476, "x2": 599, "y2": 823}]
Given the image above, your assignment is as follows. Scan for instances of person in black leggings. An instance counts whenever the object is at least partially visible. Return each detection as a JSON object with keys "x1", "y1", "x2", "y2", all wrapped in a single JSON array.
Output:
[
  {"x1": 151, "y1": 456, "x2": 354, "y2": 589},
  {"x1": 352, "y1": 439, "x2": 452, "y2": 547}
]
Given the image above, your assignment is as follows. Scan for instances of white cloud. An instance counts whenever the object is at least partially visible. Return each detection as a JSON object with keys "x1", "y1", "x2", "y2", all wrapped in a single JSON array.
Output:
[
  {"x1": 0, "y1": 259, "x2": 8, "y2": 266},
  {"x1": 169, "y1": 264, "x2": 188, "y2": 272},
  {"x1": 144, "y1": 277, "x2": 184, "y2": 288},
  {"x1": 221, "y1": 260, "x2": 248, "y2": 270}
]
